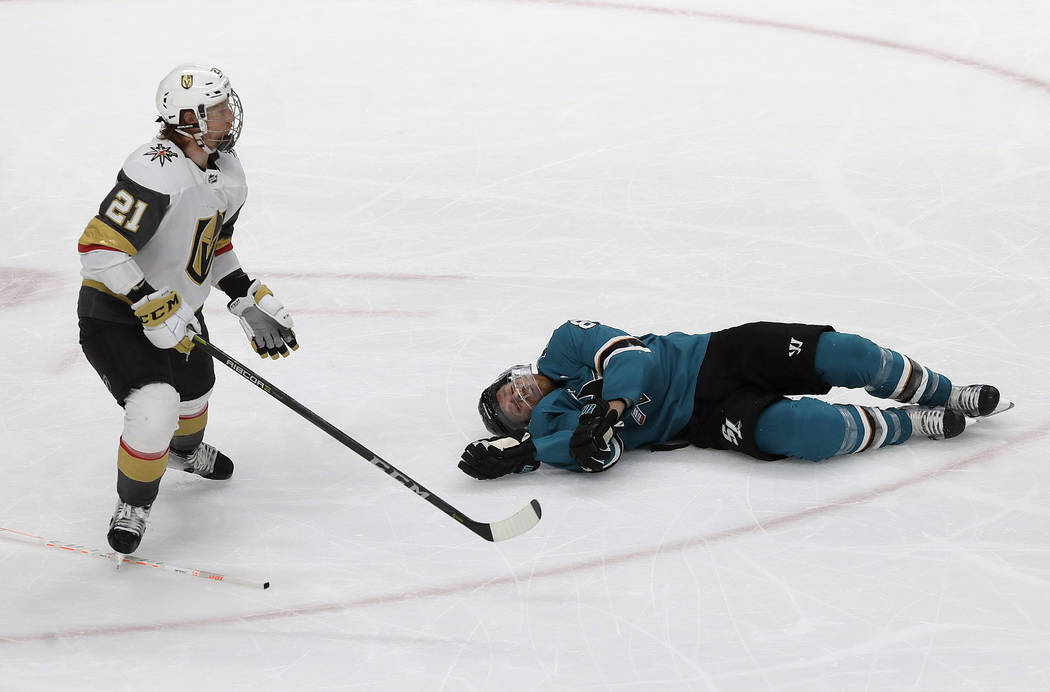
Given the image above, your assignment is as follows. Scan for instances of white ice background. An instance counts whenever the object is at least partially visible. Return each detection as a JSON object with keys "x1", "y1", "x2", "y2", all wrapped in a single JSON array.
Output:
[{"x1": 2, "y1": 1, "x2": 1050, "y2": 690}]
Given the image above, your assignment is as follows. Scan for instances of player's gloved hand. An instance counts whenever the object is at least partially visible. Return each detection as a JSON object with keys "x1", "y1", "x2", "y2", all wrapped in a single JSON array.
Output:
[
  {"x1": 459, "y1": 433, "x2": 539, "y2": 480},
  {"x1": 570, "y1": 397, "x2": 620, "y2": 472},
  {"x1": 227, "y1": 279, "x2": 298, "y2": 359},
  {"x1": 131, "y1": 288, "x2": 198, "y2": 354}
]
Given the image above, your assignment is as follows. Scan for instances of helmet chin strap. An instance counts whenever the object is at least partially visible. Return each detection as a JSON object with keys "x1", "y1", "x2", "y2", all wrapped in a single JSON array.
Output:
[
  {"x1": 172, "y1": 125, "x2": 217, "y2": 154},
  {"x1": 171, "y1": 104, "x2": 218, "y2": 153}
]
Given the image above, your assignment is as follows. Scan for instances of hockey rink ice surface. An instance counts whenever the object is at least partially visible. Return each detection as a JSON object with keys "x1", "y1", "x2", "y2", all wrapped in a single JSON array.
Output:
[{"x1": 2, "y1": 1, "x2": 1050, "y2": 690}]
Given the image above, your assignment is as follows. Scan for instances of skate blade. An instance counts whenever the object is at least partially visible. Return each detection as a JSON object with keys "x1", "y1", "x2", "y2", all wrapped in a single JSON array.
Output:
[
  {"x1": 984, "y1": 400, "x2": 1015, "y2": 417},
  {"x1": 964, "y1": 401, "x2": 1014, "y2": 428}
]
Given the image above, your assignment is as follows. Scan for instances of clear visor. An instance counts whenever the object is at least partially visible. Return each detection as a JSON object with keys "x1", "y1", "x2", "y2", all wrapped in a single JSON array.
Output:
[
  {"x1": 497, "y1": 364, "x2": 542, "y2": 427},
  {"x1": 508, "y1": 364, "x2": 541, "y2": 411}
]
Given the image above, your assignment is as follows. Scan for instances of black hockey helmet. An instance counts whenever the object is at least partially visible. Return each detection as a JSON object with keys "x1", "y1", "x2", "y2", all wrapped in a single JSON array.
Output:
[{"x1": 478, "y1": 364, "x2": 541, "y2": 437}]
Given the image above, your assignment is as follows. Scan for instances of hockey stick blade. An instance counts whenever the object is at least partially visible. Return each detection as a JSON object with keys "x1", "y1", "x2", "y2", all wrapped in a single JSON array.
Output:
[{"x1": 461, "y1": 499, "x2": 542, "y2": 542}]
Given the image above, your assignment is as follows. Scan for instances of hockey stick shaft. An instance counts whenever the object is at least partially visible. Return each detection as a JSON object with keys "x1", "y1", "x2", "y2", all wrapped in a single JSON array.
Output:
[
  {"x1": 0, "y1": 527, "x2": 269, "y2": 589},
  {"x1": 191, "y1": 334, "x2": 540, "y2": 541}
]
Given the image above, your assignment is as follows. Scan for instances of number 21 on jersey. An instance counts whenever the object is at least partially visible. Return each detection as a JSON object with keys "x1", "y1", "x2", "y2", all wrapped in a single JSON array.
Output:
[{"x1": 103, "y1": 190, "x2": 148, "y2": 232}]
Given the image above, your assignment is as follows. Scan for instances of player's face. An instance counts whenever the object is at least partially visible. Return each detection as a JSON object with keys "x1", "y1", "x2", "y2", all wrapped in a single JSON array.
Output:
[
  {"x1": 496, "y1": 379, "x2": 540, "y2": 427},
  {"x1": 201, "y1": 100, "x2": 234, "y2": 148}
]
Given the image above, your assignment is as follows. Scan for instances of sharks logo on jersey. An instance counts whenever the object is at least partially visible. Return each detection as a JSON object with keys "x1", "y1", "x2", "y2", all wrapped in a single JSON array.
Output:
[{"x1": 573, "y1": 378, "x2": 603, "y2": 401}]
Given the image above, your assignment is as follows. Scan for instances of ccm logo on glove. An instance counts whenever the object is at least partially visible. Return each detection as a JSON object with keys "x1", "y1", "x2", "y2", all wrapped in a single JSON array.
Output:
[
  {"x1": 134, "y1": 291, "x2": 181, "y2": 326},
  {"x1": 131, "y1": 287, "x2": 198, "y2": 354}
]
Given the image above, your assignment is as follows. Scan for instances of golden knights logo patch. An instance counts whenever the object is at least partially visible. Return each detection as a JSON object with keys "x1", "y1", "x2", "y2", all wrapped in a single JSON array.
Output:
[
  {"x1": 144, "y1": 143, "x2": 178, "y2": 166},
  {"x1": 181, "y1": 74, "x2": 193, "y2": 89}
]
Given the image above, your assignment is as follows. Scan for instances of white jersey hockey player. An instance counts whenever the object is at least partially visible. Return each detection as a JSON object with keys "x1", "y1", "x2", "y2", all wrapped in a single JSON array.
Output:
[
  {"x1": 79, "y1": 135, "x2": 248, "y2": 320},
  {"x1": 77, "y1": 64, "x2": 299, "y2": 555}
]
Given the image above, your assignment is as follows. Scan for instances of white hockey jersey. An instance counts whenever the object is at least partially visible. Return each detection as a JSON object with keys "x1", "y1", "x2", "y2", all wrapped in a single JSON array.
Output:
[{"x1": 78, "y1": 137, "x2": 247, "y2": 322}]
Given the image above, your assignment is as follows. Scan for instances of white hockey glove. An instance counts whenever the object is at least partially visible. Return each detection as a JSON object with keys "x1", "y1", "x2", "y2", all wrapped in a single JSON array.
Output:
[
  {"x1": 227, "y1": 279, "x2": 298, "y2": 359},
  {"x1": 131, "y1": 288, "x2": 199, "y2": 354}
]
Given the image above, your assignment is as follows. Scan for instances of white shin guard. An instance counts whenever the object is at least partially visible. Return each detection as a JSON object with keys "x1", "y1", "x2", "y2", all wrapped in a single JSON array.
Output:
[{"x1": 122, "y1": 383, "x2": 180, "y2": 453}]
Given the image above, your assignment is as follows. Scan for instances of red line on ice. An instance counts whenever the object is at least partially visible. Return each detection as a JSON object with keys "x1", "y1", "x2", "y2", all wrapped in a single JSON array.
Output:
[
  {"x1": 1, "y1": 419, "x2": 1045, "y2": 645},
  {"x1": 512, "y1": 0, "x2": 1050, "y2": 95}
]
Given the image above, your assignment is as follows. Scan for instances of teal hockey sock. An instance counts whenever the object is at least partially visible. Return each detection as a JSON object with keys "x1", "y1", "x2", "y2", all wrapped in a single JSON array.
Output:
[
  {"x1": 755, "y1": 398, "x2": 913, "y2": 461},
  {"x1": 864, "y1": 346, "x2": 950, "y2": 406},
  {"x1": 831, "y1": 404, "x2": 911, "y2": 454},
  {"x1": 814, "y1": 332, "x2": 951, "y2": 406}
]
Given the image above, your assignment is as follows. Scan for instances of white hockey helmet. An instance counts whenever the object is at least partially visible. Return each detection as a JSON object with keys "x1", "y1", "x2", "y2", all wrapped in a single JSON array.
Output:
[{"x1": 155, "y1": 64, "x2": 242, "y2": 152}]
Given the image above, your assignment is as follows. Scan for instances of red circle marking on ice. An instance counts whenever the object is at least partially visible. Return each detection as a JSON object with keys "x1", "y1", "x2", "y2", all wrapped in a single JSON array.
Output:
[
  {"x1": 512, "y1": 0, "x2": 1050, "y2": 94},
  {"x1": 2, "y1": 1, "x2": 1047, "y2": 645},
  {"x1": 0, "y1": 268, "x2": 62, "y2": 308}
]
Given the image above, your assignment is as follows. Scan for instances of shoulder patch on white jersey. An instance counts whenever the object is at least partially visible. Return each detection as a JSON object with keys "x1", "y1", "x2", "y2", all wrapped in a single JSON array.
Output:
[
  {"x1": 121, "y1": 139, "x2": 195, "y2": 196},
  {"x1": 142, "y1": 142, "x2": 179, "y2": 167}
]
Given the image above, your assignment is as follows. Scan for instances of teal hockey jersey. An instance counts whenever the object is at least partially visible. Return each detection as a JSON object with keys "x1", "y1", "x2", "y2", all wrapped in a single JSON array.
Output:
[{"x1": 529, "y1": 320, "x2": 711, "y2": 471}]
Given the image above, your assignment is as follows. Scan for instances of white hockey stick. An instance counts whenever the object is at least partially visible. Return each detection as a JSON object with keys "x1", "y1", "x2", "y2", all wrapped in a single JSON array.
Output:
[{"x1": 0, "y1": 527, "x2": 270, "y2": 589}]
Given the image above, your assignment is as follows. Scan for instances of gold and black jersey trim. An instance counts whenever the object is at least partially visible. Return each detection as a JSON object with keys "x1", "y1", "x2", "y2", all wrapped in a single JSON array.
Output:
[
  {"x1": 77, "y1": 281, "x2": 138, "y2": 324},
  {"x1": 81, "y1": 279, "x2": 132, "y2": 305},
  {"x1": 593, "y1": 336, "x2": 650, "y2": 376},
  {"x1": 78, "y1": 217, "x2": 138, "y2": 255},
  {"x1": 81, "y1": 171, "x2": 170, "y2": 253}
]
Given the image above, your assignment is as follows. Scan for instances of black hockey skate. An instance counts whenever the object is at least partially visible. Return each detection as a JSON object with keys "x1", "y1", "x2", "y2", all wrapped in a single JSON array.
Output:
[
  {"x1": 107, "y1": 501, "x2": 151, "y2": 554},
  {"x1": 946, "y1": 384, "x2": 1000, "y2": 418},
  {"x1": 167, "y1": 442, "x2": 234, "y2": 480},
  {"x1": 904, "y1": 406, "x2": 965, "y2": 440}
]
